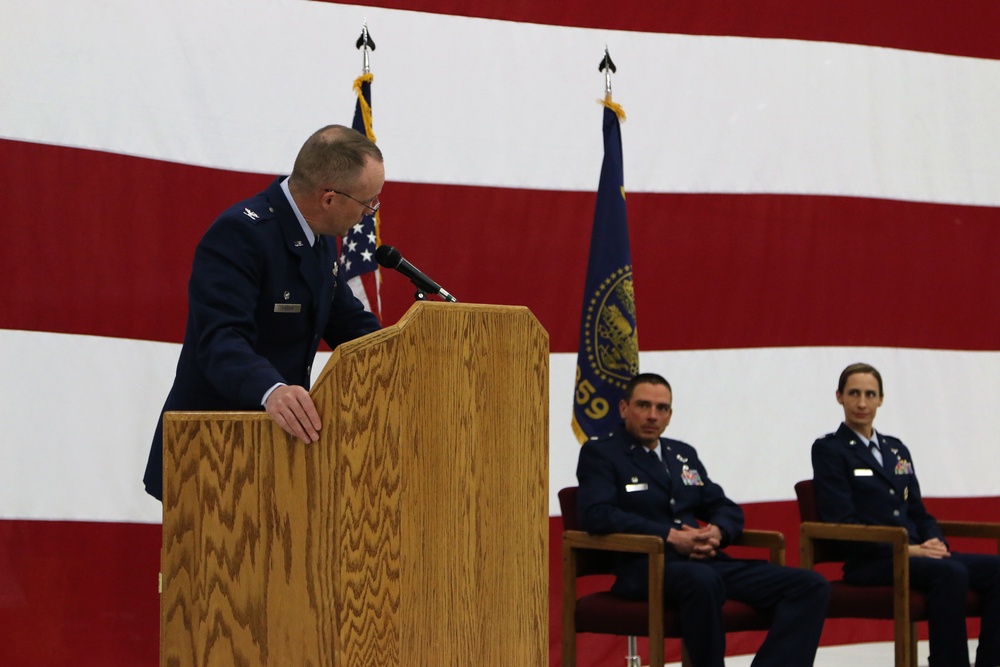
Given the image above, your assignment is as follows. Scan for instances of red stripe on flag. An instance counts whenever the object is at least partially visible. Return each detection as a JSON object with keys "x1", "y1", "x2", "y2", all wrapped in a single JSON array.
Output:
[
  {"x1": 0, "y1": 519, "x2": 160, "y2": 667},
  {"x1": 4, "y1": 140, "x2": 998, "y2": 352},
  {"x1": 627, "y1": 193, "x2": 1000, "y2": 352},
  {"x1": 379, "y1": 184, "x2": 1000, "y2": 353},
  {"x1": 0, "y1": 139, "x2": 273, "y2": 343},
  {"x1": 321, "y1": 0, "x2": 1000, "y2": 60}
]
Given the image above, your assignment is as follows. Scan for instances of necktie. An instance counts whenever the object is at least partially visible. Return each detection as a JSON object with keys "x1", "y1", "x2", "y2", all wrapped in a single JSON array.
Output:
[
  {"x1": 649, "y1": 449, "x2": 670, "y2": 478},
  {"x1": 869, "y1": 440, "x2": 884, "y2": 467}
]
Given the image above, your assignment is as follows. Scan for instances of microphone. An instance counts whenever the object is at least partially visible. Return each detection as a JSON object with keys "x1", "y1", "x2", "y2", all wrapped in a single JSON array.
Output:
[{"x1": 375, "y1": 245, "x2": 458, "y2": 302}]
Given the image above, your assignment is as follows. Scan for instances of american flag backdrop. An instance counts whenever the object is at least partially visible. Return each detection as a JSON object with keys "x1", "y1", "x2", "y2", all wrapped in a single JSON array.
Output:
[{"x1": 2, "y1": 1, "x2": 999, "y2": 665}]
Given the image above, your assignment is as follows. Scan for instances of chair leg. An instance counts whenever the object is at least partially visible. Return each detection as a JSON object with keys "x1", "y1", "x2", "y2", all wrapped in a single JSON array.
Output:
[
  {"x1": 561, "y1": 621, "x2": 576, "y2": 667},
  {"x1": 626, "y1": 636, "x2": 641, "y2": 667},
  {"x1": 894, "y1": 621, "x2": 915, "y2": 667}
]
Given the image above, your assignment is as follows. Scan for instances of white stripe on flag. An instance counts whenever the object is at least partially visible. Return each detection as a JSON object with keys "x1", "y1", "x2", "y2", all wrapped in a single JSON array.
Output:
[{"x1": 2, "y1": 0, "x2": 1000, "y2": 205}]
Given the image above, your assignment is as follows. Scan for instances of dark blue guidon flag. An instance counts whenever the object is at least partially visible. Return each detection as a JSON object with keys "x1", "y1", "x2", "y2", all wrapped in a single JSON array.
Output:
[{"x1": 572, "y1": 102, "x2": 638, "y2": 443}]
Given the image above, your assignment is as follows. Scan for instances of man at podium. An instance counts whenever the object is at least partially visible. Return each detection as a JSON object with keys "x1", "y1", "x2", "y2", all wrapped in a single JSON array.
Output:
[{"x1": 143, "y1": 125, "x2": 383, "y2": 500}]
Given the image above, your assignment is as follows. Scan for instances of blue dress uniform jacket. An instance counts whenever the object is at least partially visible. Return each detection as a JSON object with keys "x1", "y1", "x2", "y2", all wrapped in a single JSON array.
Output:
[
  {"x1": 143, "y1": 178, "x2": 380, "y2": 500},
  {"x1": 577, "y1": 427, "x2": 830, "y2": 667},
  {"x1": 811, "y1": 423, "x2": 1000, "y2": 667},
  {"x1": 811, "y1": 422, "x2": 944, "y2": 566},
  {"x1": 577, "y1": 427, "x2": 744, "y2": 574}
]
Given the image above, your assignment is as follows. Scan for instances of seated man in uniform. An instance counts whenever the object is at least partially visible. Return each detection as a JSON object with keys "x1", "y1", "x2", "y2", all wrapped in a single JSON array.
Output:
[
  {"x1": 577, "y1": 372, "x2": 829, "y2": 667},
  {"x1": 811, "y1": 362, "x2": 1000, "y2": 667}
]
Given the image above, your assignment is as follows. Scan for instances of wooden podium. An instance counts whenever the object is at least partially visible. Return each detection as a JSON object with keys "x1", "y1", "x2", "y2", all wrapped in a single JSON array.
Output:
[{"x1": 160, "y1": 302, "x2": 549, "y2": 667}]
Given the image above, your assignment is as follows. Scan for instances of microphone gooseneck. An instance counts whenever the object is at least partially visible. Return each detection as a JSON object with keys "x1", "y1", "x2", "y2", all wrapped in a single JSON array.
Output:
[{"x1": 375, "y1": 244, "x2": 458, "y2": 302}]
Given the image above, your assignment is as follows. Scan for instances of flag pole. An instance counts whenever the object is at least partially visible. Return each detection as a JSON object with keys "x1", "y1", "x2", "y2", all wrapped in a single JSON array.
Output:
[
  {"x1": 353, "y1": 22, "x2": 377, "y2": 143},
  {"x1": 601, "y1": 46, "x2": 614, "y2": 98},
  {"x1": 598, "y1": 46, "x2": 626, "y2": 121},
  {"x1": 356, "y1": 20, "x2": 375, "y2": 75},
  {"x1": 337, "y1": 21, "x2": 383, "y2": 320},
  {"x1": 571, "y1": 47, "x2": 637, "y2": 443}
]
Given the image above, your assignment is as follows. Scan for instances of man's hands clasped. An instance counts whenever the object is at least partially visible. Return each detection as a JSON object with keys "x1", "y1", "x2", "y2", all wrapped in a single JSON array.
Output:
[{"x1": 668, "y1": 523, "x2": 723, "y2": 560}]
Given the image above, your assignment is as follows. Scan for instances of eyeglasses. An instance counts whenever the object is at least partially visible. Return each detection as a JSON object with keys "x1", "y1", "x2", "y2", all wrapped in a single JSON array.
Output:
[{"x1": 326, "y1": 189, "x2": 381, "y2": 214}]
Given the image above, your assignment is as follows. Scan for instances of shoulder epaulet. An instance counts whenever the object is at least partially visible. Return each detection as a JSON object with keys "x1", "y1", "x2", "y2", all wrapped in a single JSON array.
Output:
[
  {"x1": 236, "y1": 202, "x2": 277, "y2": 226},
  {"x1": 240, "y1": 206, "x2": 263, "y2": 222},
  {"x1": 219, "y1": 191, "x2": 277, "y2": 227},
  {"x1": 589, "y1": 430, "x2": 616, "y2": 444}
]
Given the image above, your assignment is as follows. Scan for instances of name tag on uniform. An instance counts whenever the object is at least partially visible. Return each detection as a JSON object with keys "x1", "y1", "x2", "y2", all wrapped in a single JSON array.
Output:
[
  {"x1": 625, "y1": 483, "x2": 649, "y2": 492},
  {"x1": 853, "y1": 468, "x2": 874, "y2": 476},
  {"x1": 274, "y1": 304, "x2": 302, "y2": 313}
]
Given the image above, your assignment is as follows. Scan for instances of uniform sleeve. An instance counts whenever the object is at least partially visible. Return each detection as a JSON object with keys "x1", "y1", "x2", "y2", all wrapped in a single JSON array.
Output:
[
  {"x1": 811, "y1": 436, "x2": 865, "y2": 525},
  {"x1": 189, "y1": 215, "x2": 284, "y2": 407}
]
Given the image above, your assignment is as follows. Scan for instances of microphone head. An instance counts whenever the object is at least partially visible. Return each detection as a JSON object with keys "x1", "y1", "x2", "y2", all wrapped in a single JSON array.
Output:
[{"x1": 374, "y1": 244, "x2": 401, "y2": 269}]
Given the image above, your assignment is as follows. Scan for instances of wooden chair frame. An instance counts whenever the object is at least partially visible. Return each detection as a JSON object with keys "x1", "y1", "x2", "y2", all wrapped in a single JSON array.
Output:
[
  {"x1": 797, "y1": 480, "x2": 1000, "y2": 667},
  {"x1": 561, "y1": 526, "x2": 785, "y2": 667}
]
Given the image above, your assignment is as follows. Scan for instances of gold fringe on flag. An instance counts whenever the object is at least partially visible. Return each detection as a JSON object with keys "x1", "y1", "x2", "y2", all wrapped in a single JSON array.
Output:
[
  {"x1": 352, "y1": 73, "x2": 377, "y2": 142},
  {"x1": 599, "y1": 94, "x2": 626, "y2": 122},
  {"x1": 352, "y1": 72, "x2": 381, "y2": 247}
]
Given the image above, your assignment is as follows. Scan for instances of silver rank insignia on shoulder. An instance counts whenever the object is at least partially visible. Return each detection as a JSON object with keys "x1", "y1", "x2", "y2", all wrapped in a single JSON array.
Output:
[{"x1": 243, "y1": 208, "x2": 259, "y2": 220}]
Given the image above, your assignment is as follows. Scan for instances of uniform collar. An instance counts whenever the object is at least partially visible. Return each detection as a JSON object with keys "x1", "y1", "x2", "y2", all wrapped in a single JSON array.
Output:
[
  {"x1": 279, "y1": 176, "x2": 317, "y2": 247},
  {"x1": 844, "y1": 422, "x2": 879, "y2": 449}
]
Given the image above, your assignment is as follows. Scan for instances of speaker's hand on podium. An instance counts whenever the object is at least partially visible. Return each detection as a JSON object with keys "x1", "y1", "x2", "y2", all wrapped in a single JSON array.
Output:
[{"x1": 265, "y1": 385, "x2": 321, "y2": 443}]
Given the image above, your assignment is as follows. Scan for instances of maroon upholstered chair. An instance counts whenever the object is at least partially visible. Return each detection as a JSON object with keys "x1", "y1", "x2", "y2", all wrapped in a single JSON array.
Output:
[
  {"x1": 558, "y1": 486, "x2": 784, "y2": 667},
  {"x1": 795, "y1": 479, "x2": 1000, "y2": 667}
]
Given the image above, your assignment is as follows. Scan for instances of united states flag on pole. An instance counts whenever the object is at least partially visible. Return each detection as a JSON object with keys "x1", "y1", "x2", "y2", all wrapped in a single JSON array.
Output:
[{"x1": 339, "y1": 68, "x2": 382, "y2": 320}]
